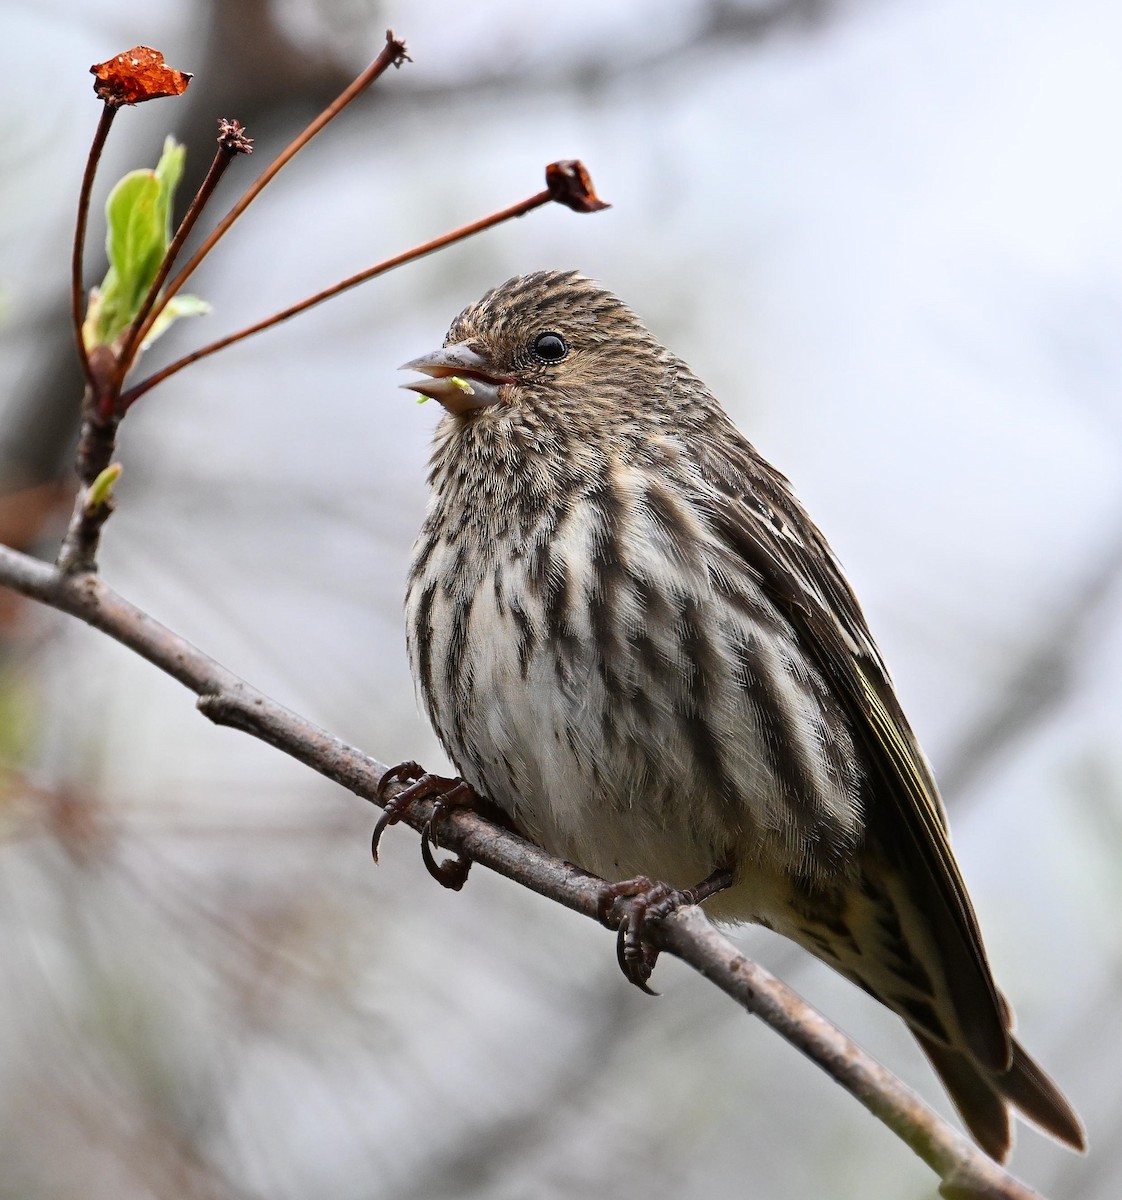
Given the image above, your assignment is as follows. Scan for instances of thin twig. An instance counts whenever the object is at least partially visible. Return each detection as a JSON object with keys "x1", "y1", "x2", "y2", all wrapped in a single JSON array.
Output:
[
  {"x1": 119, "y1": 187, "x2": 553, "y2": 408},
  {"x1": 117, "y1": 121, "x2": 253, "y2": 379},
  {"x1": 0, "y1": 541, "x2": 1051, "y2": 1200},
  {"x1": 71, "y1": 104, "x2": 118, "y2": 394},
  {"x1": 144, "y1": 32, "x2": 408, "y2": 325},
  {"x1": 120, "y1": 157, "x2": 608, "y2": 407}
]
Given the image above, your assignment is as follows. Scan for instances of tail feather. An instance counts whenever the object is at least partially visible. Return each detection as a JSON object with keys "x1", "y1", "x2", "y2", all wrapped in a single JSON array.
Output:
[
  {"x1": 783, "y1": 858, "x2": 1085, "y2": 1161},
  {"x1": 918, "y1": 1034, "x2": 1086, "y2": 1164},
  {"x1": 919, "y1": 1036, "x2": 1012, "y2": 1161},
  {"x1": 1000, "y1": 1040, "x2": 1087, "y2": 1152}
]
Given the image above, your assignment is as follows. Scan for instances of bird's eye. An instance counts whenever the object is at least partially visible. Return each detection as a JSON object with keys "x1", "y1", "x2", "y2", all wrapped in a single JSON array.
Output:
[{"x1": 532, "y1": 332, "x2": 568, "y2": 362}]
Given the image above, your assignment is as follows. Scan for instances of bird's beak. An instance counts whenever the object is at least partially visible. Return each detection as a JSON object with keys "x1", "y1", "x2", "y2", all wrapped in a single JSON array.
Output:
[{"x1": 399, "y1": 343, "x2": 512, "y2": 414}]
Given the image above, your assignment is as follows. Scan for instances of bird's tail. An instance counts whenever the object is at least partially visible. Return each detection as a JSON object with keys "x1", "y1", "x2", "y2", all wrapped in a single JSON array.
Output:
[
  {"x1": 917, "y1": 1032, "x2": 1086, "y2": 1163},
  {"x1": 783, "y1": 851, "x2": 1087, "y2": 1163}
]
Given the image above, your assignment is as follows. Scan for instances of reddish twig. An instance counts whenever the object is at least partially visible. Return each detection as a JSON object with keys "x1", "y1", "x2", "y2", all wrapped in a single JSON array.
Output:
[
  {"x1": 58, "y1": 39, "x2": 408, "y2": 572},
  {"x1": 71, "y1": 104, "x2": 119, "y2": 394},
  {"x1": 119, "y1": 159, "x2": 609, "y2": 408},
  {"x1": 143, "y1": 31, "x2": 409, "y2": 327},
  {"x1": 74, "y1": 46, "x2": 193, "y2": 406}
]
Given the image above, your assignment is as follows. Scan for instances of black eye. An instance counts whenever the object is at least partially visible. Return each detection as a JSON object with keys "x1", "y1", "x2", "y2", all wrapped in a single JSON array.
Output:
[{"x1": 532, "y1": 332, "x2": 568, "y2": 362}]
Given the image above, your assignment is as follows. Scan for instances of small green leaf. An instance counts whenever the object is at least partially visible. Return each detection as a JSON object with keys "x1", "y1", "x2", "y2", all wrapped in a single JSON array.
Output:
[
  {"x1": 153, "y1": 136, "x2": 185, "y2": 243},
  {"x1": 141, "y1": 294, "x2": 210, "y2": 349},
  {"x1": 89, "y1": 169, "x2": 164, "y2": 347},
  {"x1": 82, "y1": 136, "x2": 199, "y2": 354},
  {"x1": 87, "y1": 463, "x2": 123, "y2": 510}
]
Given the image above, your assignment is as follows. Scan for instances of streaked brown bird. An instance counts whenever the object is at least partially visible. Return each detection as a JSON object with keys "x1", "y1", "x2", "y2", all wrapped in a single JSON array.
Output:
[{"x1": 389, "y1": 269, "x2": 1084, "y2": 1162}]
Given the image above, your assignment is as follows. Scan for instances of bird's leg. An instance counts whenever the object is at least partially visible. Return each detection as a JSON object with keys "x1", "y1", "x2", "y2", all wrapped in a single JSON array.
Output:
[
  {"x1": 371, "y1": 762, "x2": 476, "y2": 891},
  {"x1": 598, "y1": 868, "x2": 734, "y2": 994}
]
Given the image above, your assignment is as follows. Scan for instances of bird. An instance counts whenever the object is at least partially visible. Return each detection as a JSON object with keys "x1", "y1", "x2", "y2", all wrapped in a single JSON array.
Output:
[{"x1": 383, "y1": 268, "x2": 1085, "y2": 1163}]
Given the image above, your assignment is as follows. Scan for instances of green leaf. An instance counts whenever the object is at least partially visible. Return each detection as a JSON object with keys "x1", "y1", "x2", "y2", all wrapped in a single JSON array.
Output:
[
  {"x1": 82, "y1": 136, "x2": 197, "y2": 353},
  {"x1": 153, "y1": 136, "x2": 185, "y2": 243},
  {"x1": 87, "y1": 462, "x2": 123, "y2": 509},
  {"x1": 89, "y1": 169, "x2": 164, "y2": 347},
  {"x1": 141, "y1": 294, "x2": 210, "y2": 349}
]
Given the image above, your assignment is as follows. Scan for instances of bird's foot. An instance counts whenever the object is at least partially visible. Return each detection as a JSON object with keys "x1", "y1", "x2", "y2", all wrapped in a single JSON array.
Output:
[
  {"x1": 598, "y1": 868, "x2": 734, "y2": 994},
  {"x1": 371, "y1": 762, "x2": 476, "y2": 891}
]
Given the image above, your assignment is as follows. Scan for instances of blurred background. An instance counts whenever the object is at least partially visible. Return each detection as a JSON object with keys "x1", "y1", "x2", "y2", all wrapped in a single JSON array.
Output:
[{"x1": 2, "y1": 1, "x2": 1120, "y2": 1196}]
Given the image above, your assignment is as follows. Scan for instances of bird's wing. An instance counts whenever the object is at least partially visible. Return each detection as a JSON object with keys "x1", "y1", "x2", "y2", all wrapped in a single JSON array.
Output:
[{"x1": 693, "y1": 428, "x2": 1011, "y2": 1071}]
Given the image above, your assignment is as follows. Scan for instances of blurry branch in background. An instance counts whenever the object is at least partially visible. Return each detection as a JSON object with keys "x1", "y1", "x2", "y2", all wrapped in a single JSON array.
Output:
[
  {"x1": 334, "y1": 984, "x2": 637, "y2": 1200},
  {"x1": 939, "y1": 523, "x2": 1122, "y2": 802},
  {"x1": 0, "y1": 30, "x2": 1053, "y2": 1200},
  {"x1": 379, "y1": 0, "x2": 844, "y2": 104}
]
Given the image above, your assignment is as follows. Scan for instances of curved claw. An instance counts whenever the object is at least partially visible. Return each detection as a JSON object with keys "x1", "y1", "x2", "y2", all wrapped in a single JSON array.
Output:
[
  {"x1": 371, "y1": 761, "x2": 426, "y2": 863},
  {"x1": 370, "y1": 797, "x2": 407, "y2": 864},
  {"x1": 616, "y1": 920, "x2": 659, "y2": 995},
  {"x1": 601, "y1": 868, "x2": 734, "y2": 994},
  {"x1": 371, "y1": 810, "x2": 392, "y2": 864},
  {"x1": 371, "y1": 764, "x2": 480, "y2": 891},
  {"x1": 417, "y1": 789, "x2": 475, "y2": 889},
  {"x1": 420, "y1": 824, "x2": 472, "y2": 891}
]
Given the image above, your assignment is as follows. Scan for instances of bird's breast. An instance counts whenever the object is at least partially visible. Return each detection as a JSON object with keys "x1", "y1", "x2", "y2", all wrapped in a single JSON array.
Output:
[{"x1": 406, "y1": 458, "x2": 866, "y2": 891}]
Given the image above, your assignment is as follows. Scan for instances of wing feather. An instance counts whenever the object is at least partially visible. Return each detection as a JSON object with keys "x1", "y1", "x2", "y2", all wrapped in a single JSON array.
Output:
[{"x1": 693, "y1": 428, "x2": 1010, "y2": 1070}]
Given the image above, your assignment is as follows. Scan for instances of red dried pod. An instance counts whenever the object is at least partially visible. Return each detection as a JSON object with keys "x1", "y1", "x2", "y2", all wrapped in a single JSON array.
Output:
[{"x1": 90, "y1": 46, "x2": 192, "y2": 106}]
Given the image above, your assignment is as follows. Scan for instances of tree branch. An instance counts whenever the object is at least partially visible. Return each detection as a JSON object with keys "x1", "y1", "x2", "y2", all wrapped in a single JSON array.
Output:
[{"x1": 0, "y1": 542, "x2": 1046, "y2": 1200}]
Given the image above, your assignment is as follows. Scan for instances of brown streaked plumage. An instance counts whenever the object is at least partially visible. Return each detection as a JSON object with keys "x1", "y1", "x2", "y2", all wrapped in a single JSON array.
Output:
[{"x1": 396, "y1": 269, "x2": 1084, "y2": 1162}]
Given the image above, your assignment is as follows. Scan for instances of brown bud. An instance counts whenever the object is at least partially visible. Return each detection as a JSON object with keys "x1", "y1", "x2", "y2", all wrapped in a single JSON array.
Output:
[
  {"x1": 385, "y1": 30, "x2": 412, "y2": 67},
  {"x1": 545, "y1": 160, "x2": 610, "y2": 214},
  {"x1": 217, "y1": 118, "x2": 254, "y2": 155}
]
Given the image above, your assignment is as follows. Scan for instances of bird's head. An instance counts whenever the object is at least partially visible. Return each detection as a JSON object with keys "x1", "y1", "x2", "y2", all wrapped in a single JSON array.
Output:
[{"x1": 400, "y1": 270, "x2": 665, "y2": 418}]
